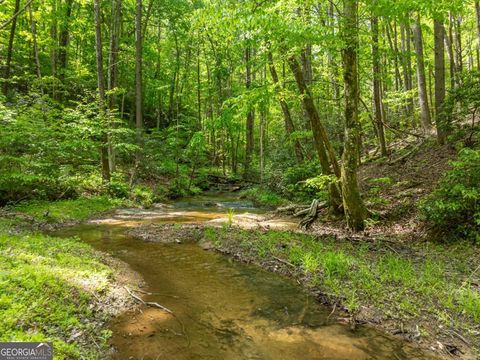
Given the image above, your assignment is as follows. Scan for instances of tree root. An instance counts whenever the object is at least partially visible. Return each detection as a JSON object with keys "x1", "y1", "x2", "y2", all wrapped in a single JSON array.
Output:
[{"x1": 298, "y1": 199, "x2": 328, "y2": 230}]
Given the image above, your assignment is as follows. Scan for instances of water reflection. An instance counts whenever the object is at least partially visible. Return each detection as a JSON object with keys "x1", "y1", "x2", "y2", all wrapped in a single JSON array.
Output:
[{"x1": 55, "y1": 223, "x2": 440, "y2": 360}]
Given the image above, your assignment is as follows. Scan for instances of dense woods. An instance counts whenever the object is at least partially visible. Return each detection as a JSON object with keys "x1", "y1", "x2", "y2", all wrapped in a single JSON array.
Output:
[
  {"x1": 1, "y1": 0, "x2": 480, "y2": 358},
  {"x1": 1, "y1": 0, "x2": 479, "y2": 234}
]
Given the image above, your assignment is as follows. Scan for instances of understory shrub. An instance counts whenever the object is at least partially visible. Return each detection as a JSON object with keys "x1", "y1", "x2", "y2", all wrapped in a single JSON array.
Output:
[{"x1": 420, "y1": 148, "x2": 480, "y2": 241}]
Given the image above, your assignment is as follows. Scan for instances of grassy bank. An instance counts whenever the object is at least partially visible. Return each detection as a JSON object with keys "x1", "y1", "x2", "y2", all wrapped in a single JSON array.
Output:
[
  {"x1": 240, "y1": 187, "x2": 289, "y2": 208},
  {"x1": 202, "y1": 227, "x2": 480, "y2": 357},
  {"x1": 0, "y1": 197, "x2": 137, "y2": 359},
  {"x1": 1, "y1": 196, "x2": 130, "y2": 231}
]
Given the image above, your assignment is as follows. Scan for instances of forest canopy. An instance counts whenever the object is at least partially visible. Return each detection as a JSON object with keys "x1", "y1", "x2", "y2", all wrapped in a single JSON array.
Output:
[{"x1": 1, "y1": 0, "x2": 479, "y2": 233}]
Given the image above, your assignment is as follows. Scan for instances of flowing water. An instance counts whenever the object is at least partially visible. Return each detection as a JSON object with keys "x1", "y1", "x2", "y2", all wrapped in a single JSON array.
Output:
[{"x1": 54, "y1": 192, "x2": 440, "y2": 359}]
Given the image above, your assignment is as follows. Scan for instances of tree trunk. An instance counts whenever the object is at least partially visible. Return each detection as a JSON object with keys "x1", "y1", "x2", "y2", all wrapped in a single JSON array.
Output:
[
  {"x1": 2, "y1": 0, "x2": 21, "y2": 96},
  {"x1": 400, "y1": 16, "x2": 414, "y2": 116},
  {"x1": 445, "y1": 17, "x2": 456, "y2": 89},
  {"x1": 197, "y1": 34, "x2": 202, "y2": 131},
  {"x1": 28, "y1": 4, "x2": 42, "y2": 88},
  {"x1": 412, "y1": 14, "x2": 433, "y2": 134},
  {"x1": 341, "y1": 0, "x2": 367, "y2": 231},
  {"x1": 244, "y1": 46, "x2": 254, "y2": 178},
  {"x1": 107, "y1": 0, "x2": 121, "y2": 173},
  {"x1": 476, "y1": 2, "x2": 480, "y2": 69},
  {"x1": 371, "y1": 15, "x2": 388, "y2": 157},
  {"x1": 135, "y1": 0, "x2": 143, "y2": 161},
  {"x1": 57, "y1": 0, "x2": 73, "y2": 87},
  {"x1": 267, "y1": 51, "x2": 304, "y2": 163},
  {"x1": 94, "y1": 0, "x2": 111, "y2": 183},
  {"x1": 288, "y1": 55, "x2": 342, "y2": 210},
  {"x1": 434, "y1": 19, "x2": 447, "y2": 144},
  {"x1": 385, "y1": 20, "x2": 402, "y2": 91}
]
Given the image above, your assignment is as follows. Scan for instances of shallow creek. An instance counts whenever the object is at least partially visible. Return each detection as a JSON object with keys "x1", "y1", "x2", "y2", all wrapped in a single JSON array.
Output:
[{"x1": 54, "y1": 192, "x2": 440, "y2": 359}]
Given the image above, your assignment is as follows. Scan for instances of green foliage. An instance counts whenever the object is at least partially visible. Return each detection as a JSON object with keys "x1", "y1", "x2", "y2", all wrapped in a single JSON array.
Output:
[
  {"x1": 240, "y1": 187, "x2": 287, "y2": 208},
  {"x1": 0, "y1": 94, "x2": 134, "y2": 204},
  {"x1": 12, "y1": 196, "x2": 125, "y2": 224},
  {"x1": 420, "y1": 148, "x2": 480, "y2": 241},
  {"x1": 130, "y1": 186, "x2": 155, "y2": 208}
]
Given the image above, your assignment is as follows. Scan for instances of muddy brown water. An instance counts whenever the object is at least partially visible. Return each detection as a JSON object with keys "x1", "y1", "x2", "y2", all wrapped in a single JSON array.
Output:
[{"x1": 54, "y1": 192, "x2": 440, "y2": 359}]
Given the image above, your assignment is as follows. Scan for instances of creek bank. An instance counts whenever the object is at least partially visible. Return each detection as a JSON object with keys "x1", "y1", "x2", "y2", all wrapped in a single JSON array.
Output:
[
  {"x1": 0, "y1": 197, "x2": 146, "y2": 358},
  {"x1": 128, "y1": 222, "x2": 479, "y2": 360}
]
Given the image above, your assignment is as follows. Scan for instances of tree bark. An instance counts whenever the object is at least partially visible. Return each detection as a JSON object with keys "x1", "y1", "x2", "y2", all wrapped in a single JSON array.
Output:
[
  {"x1": 2, "y1": 0, "x2": 21, "y2": 96},
  {"x1": 57, "y1": 0, "x2": 73, "y2": 86},
  {"x1": 244, "y1": 46, "x2": 254, "y2": 178},
  {"x1": 476, "y1": 2, "x2": 480, "y2": 68},
  {"x1": 135, "y1": 0, "x2": 143, "y2": 160},
  {"x1": 400, "y1": 16, "x2": 414, "y2": 116},
  {"x1": 371, "y1": 15, "x2": 388, "y2": 157},
  {"x1": 94, "y1": 0, "x2": 111, "y2": 182},
  {"x1": 434, "y1": 19, "x2": 447, "y2": 144},
  {"x1": 267, "y1": 51, "x2": 304, "y2": 163},
  {"x1": 28, "y1": 4, "x2": 42, "y2": 88},
  {"x1": 445, "y1": 16, "x2": 456, "y2": 89},
  {"x1": 107, "y1": 0, "x2": 121, "y2": 173},
  {"x1": 288, "y1": 55, "x2": 342, "y2": 210},
  {"x1": 341, "y1": 0, "x2": 368, "y2": 231},
  {"x1": 412, "y1": 14, "x2": 433, "y2": 134}
]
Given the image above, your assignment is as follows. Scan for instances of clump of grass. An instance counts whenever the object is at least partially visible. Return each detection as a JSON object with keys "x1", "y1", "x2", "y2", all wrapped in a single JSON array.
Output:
[
  {"x1": 0, "y1": 231, "x2": 116, "y2": 358},
  {"x1": 227, "y1": 208, "x2": 234, "y2": 227},
  {"x1": 12, "y1": 196, "x2": 127, "y2": 224},
  {"x1": 240, "y1": 187, "x2": 287, "y2": 208}
]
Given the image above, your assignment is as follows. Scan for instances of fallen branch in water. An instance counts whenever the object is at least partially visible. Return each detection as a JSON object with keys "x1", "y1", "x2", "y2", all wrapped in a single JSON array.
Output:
[
  {"x1": 131, "y1": 287, "x2": 180, "y2": 299},
  {"x1": 125, "y1": 286, "x2": 173, "y2": 314}
]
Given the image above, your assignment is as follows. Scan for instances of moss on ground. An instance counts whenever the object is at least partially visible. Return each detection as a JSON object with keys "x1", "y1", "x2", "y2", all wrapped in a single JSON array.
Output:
[
  {"x1": 0, "y1": 231, "x2": 117, "y2": 358},
  {"x1": 11, "y1": 196, "x2": 129, "y2": 224},
  {"x1": 0, "y1": 196, "x2": 135, "y2": 358},
  {"x1": 203, "y1": 227, "x2": 480, "y2": 356}
]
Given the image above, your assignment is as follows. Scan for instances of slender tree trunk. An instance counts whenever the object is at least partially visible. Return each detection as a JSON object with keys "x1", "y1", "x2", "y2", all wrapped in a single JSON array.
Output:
[
  {"x1": 371, "y1": 15, "x2": 388, "y2": 157},
  {"x1": 50, "y1": 0, "x2": 58, "y2": 97},
  {"x1": 244, "y1": 47, "x2": 254, "y2": 178},
  {"x1": 2, "y1": 0, "x2": 21, "y2": 96},
  {"x1": 94, "y1": 0, "x2": 111, "y2": 182},
  {"x1": 476, "y1": 1, "x2": 480, "y2": 68},
  {"x1": 107, "y1": 0, "x2": 121, "y2": 173},
  {"x1": 57, "y1": 0, "x2": 73, "y2": 87},
  {"x1": 412, "y1": 14, "x2": 433, "y2": 134},
  {"x1": 385, "y1": 20, "x2": 402, "y2": 91},
  {"x1": 434, "y1": 19, "x2": 447, "y2": 144},
  {"x1": 400, "y1": 16, "x2": 414, "y2": 116},
  {"x1": 445, "y1": 18, "x2": 456, "y2": 89},
  {"x1": 341, "y1": 0, "x2": 367, "y2": 231},
  {"x1": 197, "y1": 34, "x2": 202, "y2": 131},
  {"x1": 288, "y1": 55, "x2": 342, "y2": 210},
  {"x1": 28, "y1": 4, "x2": 42, "y2": 89},
  {"x1": 453, "y1": 15, "x2": 463, "y2": 78},
  {"x1": 135, "y1": 0, "x2": 143, "y2": 161},
  {"x1": 267, "y1": 51, "x2": 304, "y2": 163}
]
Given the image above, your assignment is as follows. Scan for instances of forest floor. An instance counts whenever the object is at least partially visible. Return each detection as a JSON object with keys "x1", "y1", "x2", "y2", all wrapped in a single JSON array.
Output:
[{"x1": 0, "y1": 197, "x2": 144, "y2": 358}]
